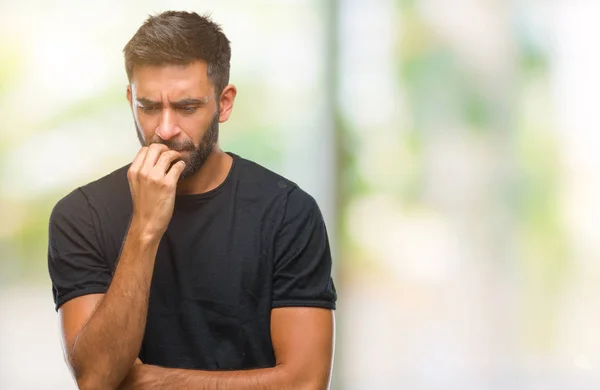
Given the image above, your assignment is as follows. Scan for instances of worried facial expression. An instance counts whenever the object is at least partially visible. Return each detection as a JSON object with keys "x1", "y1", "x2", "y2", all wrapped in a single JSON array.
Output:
[{"x1": 127, "y1": 61, "x2": 222, "y2": 179}]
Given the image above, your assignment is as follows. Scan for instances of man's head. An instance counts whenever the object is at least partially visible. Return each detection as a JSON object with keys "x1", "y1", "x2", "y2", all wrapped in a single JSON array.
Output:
[{"x1": 124, "y1": 11, "x2": 236, "y2": 179}]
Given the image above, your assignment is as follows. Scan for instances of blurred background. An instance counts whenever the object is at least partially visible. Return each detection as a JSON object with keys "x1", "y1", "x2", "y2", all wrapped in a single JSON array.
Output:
[{"x1": 1, "y1": 0, "x2": 600, "y2": 388}]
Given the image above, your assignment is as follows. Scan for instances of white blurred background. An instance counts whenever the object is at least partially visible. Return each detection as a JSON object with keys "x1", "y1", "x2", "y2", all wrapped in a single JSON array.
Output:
[{"x1": 2, "y1": 0, "x2": 600, "y2": 389}]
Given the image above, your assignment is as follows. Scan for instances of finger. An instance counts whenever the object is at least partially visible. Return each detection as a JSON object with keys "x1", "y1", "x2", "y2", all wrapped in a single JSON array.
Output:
[
  {"x1": 154, "y1": 150, "x2": 182, "y2": 173},
  {"x1": 130, "y1": 146, "x2": 148, "y2": 173},
  {"x1": 165, "y1": 160, "x2": 186, "y2": 183},
  {"x1": 142, "y1": 143, "x2": 169, "y2": 169}
]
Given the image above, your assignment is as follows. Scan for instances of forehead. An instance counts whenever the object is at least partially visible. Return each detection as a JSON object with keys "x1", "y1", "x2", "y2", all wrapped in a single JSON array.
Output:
[{"x1": 130, "y1": 61, "x2": 213, "y2": 99}]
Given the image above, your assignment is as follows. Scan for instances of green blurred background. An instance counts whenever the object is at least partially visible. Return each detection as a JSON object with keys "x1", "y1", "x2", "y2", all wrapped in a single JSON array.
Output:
[{"x1": 1, "y1": 0, "x2": 599, "y2": 388}]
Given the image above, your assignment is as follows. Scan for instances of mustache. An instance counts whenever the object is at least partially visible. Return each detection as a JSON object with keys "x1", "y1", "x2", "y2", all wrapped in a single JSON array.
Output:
[{"x1": 147, "y1": 137, "x2": 196, "y2": 151}]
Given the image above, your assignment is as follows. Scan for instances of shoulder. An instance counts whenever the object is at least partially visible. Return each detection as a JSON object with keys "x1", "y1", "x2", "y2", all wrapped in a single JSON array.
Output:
[
  {"x1": 236, "y1": 155, "x2": 321, "y2": 215},
  {"x1": 280, "y1": 186, "x2": 322, "y2": 231},
  {"x1": 231, "y1": 153, "x2": 322, "y2": 224},
  {"x1": 79, "y1": 163, "x2": 131, "y2": 204},
  {"x1": 233, "y1": 154, "x2": 318, "y2": 207},
  {"x1": 50, "y1": 164, "x2": 131, "y2": 225},
  {"x1": 234, "y1": 154, "x2": 297, "y2": 193}
]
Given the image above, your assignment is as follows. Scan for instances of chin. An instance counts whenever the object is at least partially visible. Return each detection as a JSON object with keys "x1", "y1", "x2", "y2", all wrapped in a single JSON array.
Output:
[{"x1": 179, "y1": 162, "x2": 196, "y2": 179}]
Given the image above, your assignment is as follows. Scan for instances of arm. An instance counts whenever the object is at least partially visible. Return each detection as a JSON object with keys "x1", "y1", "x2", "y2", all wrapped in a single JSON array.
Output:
[
  {"x1": 59, "y1": 295, "x2": 145, "y2": 376},
  {"x1": 119, "y1": 307, "x2": 335, "y2": 390},
  {"x1": 118, "y1": 183, "x2": 337, "y2": 390},
  {"x1": 58, "y1": 144, "x2": 186, "y2": 390},
  {"x1": 59, "y1": 226, "x2": 160, "y2": 390}
]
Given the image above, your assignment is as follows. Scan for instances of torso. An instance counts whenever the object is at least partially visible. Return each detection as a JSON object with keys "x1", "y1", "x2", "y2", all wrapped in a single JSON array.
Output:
[{"x1": 86, "y1": 153, "x2": 290, "y2": 369}]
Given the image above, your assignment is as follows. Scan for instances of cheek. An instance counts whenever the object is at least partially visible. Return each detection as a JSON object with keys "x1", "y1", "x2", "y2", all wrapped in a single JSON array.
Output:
[
  {"x1": 135, "y1": 112, "x2": 159, "y2": 133},
  {"x1": 180, "y1": 115, "x2": 211, "y2": 140}
]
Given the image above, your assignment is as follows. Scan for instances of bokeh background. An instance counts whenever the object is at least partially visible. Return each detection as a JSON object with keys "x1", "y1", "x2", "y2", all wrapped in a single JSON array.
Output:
[{"x1": 1, "y1": 0, "x2": 600, "y2": 389}]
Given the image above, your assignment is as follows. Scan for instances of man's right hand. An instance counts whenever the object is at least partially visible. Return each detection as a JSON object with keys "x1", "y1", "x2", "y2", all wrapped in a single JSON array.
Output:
[{"x1": 127, "y1": 144, "x2": 186, "y2": 241}]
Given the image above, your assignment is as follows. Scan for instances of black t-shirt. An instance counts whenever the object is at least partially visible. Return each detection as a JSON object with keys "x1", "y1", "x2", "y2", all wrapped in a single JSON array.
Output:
[{"x1": 47, "y1": 152, "x2": 336, "y2": 370}]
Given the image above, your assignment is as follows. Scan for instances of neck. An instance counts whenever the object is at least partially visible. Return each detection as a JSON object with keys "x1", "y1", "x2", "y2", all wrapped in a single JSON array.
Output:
[{"x1": 175, "y1": 147, "x2": 232, "y2": 195}]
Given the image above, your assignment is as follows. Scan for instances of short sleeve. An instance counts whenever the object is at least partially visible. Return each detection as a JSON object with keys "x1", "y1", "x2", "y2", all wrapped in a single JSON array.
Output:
[
  {"x1": 48, "y1": 188, "x2": 111, "y2": 311},
  {"x1": 271, "y1": 187, "x2": 337, "y2": 310}
]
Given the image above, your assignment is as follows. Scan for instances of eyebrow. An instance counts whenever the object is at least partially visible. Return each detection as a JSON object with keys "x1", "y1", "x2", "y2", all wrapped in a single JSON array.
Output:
[{"x1": 136, "y1": 96, "x2": 210, "y2": 107}]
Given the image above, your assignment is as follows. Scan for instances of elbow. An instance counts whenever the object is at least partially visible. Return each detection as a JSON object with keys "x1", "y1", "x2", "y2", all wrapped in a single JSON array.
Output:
[
  {"x1": 68, "y1": 355, "x2": 123, "y2": 390},
  {"x1": 69, "y1": 357, "x2": 131, "y2": 390},
  {"x1": 298, "y1": 371, "x2": 332, "y2": 390},
  {"x1": 73, "y1": 368, "x2": 114, "y2": 390},
  {"x1": 280, "y1": 366, "x2": 330, "y2": 390},
  {"x1": 65, "y1": 351, "x2": 105, "y2": 390},
  {"x1": 303, "y1": 382, "x2": 330, "y2": 390},
  {"x1": 75, "y1": 378, "x2": 99, "y2": 390},
  {"x1": 294, "y1": 382, "x2": 328, "y2": 390},
  {"x1": 75, "y1": 374, "x2": 106, "y2": 390}
]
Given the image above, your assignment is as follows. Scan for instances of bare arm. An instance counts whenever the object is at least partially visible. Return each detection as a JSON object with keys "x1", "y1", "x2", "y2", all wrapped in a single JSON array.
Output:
[
  {"x1": 60, "y1": 227, "x2": 160, "y2": 390},
  {"x1": 119, "y1": 307, "x2": 335, "y2": 390},
  {"x1": 58, "y1": 144, "x2": 185, "y2": 390}
]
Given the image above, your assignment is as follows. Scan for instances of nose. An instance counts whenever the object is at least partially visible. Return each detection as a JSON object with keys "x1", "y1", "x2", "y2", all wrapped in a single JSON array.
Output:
[{"x1": 155, "y1": 108, "x2": 181, "y2": 141}]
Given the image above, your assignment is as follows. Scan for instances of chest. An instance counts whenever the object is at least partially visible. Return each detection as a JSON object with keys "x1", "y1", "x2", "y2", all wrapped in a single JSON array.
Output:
[
  {"x1": 151, "y1": 205, "x2": 276, "y2": 314},
  {"x1": 139, "y1": 207, "x2": 276, "y2": 368}
]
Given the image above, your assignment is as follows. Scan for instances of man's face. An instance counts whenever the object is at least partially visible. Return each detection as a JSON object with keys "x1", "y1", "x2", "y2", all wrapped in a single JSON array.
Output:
[{"x1": 127, "y1": 61, "x2": 220, "y2": 179}]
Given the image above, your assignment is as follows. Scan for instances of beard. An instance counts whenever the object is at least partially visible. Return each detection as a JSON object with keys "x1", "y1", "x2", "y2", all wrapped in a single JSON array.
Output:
[{"x1": 135, "y1": 111, "x2": 220, "y2": 180}]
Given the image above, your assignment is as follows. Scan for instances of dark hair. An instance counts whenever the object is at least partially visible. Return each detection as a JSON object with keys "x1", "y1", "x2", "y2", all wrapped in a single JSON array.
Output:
[{"x1": 123, "y1": 11, "x2": 231, "y2": 96}]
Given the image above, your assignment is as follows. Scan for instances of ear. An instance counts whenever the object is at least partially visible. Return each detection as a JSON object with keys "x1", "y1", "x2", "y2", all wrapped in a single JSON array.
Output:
[
  {"x1": 218, "y1": 84, "x2": 237, "y2": 123},
  {"x1": 126, "y1": 85, "x2": 132, "y2": 106}
]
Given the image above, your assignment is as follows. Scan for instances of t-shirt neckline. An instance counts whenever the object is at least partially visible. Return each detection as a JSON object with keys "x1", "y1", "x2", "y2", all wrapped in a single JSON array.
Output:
[{"x1": 173, "y1": 151, "x2": 238, "y2": 206}]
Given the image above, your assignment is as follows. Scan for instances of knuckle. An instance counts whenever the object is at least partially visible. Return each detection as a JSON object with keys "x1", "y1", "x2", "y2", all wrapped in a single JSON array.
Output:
[
  {"x1": 161, "y1": 152, "x2": 179, "y2": 163},
  {"x1": 159, "y1": 152, "x2": 173, "y2": 161},
  {"x1": 139, "y1": 170, "x2": 150, "y2": 180},
  {"x1": 150, "y1": 174, "x2": 162, "y2": 184}
]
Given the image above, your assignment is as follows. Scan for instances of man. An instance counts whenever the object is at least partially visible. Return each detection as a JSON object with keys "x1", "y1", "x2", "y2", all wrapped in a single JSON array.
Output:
[{"x1": 47, "y1": 11, "x2": 336, "y2": 390}]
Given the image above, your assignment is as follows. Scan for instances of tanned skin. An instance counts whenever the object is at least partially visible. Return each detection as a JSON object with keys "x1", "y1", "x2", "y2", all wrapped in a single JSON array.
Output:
[{"x1": 58, "y1": 61, "x2": 335, "y2": 390}]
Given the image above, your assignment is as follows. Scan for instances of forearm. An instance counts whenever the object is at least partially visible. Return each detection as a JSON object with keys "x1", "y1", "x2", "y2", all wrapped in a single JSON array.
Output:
[
  {"x1": 121, "y1": 364, "x2": 318, "y2": 390},
  {"x1": 70, "y1": 220, "x2": 160, "y2": 390}
]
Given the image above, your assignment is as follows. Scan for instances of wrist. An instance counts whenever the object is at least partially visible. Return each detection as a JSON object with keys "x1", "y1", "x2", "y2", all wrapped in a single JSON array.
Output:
[
  {"x1": 128, "y1": 217, "x2": 164, "y2": 245},
  {"x1": 130, "y1": 364, "x2": 169, "y2": 390},
  {"x1": 120, "y1": 364, "x2": 147, "y2": 390}
]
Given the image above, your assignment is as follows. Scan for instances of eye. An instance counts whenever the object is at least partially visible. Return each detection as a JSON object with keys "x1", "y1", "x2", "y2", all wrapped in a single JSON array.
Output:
[
  {"x1": 181, "y1": 106, "x2": 197, "y2": 114},
  {"x1": 140, "y1": 105, "x2": 159, "y2": 114}
]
